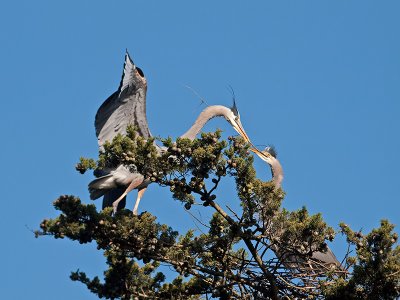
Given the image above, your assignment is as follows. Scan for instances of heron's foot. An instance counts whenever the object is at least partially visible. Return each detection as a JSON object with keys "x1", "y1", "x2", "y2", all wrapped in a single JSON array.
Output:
[
  {"x1": 132, "y1": 208, "x2": 138, "y2": 216},
  {"x1": 112, "y1": 198, "x2": 124, "y2": 214},
  {"x1": 112, "y1": 192, "x2": 127, "y2": 214}
]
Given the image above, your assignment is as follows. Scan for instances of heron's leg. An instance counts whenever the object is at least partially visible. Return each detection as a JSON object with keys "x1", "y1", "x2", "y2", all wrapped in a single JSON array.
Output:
[
  {"x1": 112, "y1": 177, "x2": 143, "y2": 213},
  {"x1": 132, "y1": 187, "x2": 147, "y2": 215}
]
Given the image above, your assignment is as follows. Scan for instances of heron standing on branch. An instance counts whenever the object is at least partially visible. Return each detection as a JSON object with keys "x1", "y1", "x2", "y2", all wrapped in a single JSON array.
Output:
[{"x1": 89, "y1": 51, "x2": 251, "y2": 214}]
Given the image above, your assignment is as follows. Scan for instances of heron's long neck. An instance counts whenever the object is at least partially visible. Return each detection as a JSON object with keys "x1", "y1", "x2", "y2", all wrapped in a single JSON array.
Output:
[
  {"x1": 180, "y1": 105, "x2": 229, "y2": 140},
  {"x1": 269, "y1": 157, "x2": 284, "y2": 189}
]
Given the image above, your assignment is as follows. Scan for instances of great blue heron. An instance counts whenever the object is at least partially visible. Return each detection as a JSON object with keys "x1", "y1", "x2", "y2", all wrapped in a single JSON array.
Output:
[
  {"x1": 89, "y1": 51, "x2": 251, "y2": 214},
  {"x1": 250, "y1": 146, "x2": 343, "y2": 274}
]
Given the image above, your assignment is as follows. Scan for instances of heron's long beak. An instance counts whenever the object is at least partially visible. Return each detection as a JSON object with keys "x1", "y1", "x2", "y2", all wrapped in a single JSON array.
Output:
[
  {"x1": 249, "y1": 147, "x2": 271, "y2": 163},
  {"x1": 232, "y1": 119, "x2": 251, "y2": 144}
]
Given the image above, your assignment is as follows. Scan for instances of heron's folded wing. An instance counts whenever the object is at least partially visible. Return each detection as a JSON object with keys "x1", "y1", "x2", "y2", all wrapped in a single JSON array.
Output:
[
  {"x1": 311, "y1": 246, "x2": 342, "y2": 268},
  {"x1": 95, "y1": 51, "x2": 152, "y2": 146}
]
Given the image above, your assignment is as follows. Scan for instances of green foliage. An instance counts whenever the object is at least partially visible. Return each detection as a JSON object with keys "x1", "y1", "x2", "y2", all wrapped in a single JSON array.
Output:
[
  {"x1": 97, "y1": 126, "x2": 161, "y2": 178},
  {"x1": 276, "y1": 207, "x2": 336, "y2": 256},
  {"x1": 76, "y1": 157, "x2": 97, "y2": 174},
  {"x1": 322, "y1": 221, "x2": 400, "y2": 299},
  {"x1": 38, "y1": 130, "x2": 400, "y2": 299}
]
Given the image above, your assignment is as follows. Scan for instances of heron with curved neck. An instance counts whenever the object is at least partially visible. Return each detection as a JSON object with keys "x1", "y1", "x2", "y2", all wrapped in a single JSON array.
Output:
[
  {"x1": 250, "y1": 146, "x2": 283, "y2": 189},
  {"x1": 249, "y1": 146, "x2": 344, "y2": 273},
  {"x1": 89, "y1": 51, "x2": 250, "y2": 215}
]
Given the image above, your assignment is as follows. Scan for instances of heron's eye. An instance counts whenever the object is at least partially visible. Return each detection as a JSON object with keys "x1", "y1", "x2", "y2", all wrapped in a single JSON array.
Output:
[{"x1": 136, "y1": 67, "x2": 145, "y2": 78}]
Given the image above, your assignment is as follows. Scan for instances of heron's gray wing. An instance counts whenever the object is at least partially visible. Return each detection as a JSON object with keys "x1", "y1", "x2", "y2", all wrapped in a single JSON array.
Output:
[
  {"x1": 272, "y1": 242, "x2": 343, "y2": 274},
  {"x1": 95, "y1": 51, "x2": 152, "y2": 146},
  {"x1": 88, "y1": 165, "x2": 134, "y2": 199},
  {"x1": 311, "y1": 246, "x2": 342, "y2": 268}
]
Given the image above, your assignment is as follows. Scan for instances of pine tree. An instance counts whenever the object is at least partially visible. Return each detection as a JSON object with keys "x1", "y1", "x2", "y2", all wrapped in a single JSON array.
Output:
[{"x1": 37, "y1": 128, "x2": 400, "y2": 299}]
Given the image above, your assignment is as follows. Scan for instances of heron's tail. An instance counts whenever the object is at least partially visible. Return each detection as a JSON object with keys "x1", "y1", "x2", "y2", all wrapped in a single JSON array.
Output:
[{"x1": 88, "y1": 174, "x2": 116, "y2": 200}]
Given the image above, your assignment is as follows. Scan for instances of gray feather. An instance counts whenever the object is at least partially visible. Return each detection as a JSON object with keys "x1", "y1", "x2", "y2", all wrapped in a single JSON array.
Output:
[
  {"x1": 88, "y1": 165, "x2": 144, "y2": 200},
  {"x1": 95, "y1": 51, "x2": 151, "y2": 146},
  {"x1": 311, "y1": 246, "x2": 342, "y2": 267},
  {"x1": 89, "y1": 186, "x2": 108, "y2": 200},
  {"x1": 273, "y1": 242, "x2": 343, "y2": 274},
  {"x1": 92, "y1": 51, "x2": 152, "y2": 210}
]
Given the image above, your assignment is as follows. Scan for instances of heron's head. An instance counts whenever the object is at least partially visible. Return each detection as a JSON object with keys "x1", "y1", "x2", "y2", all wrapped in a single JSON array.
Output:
[
  {"x1": 264, "y1": 146, "x2": 277, "y2": 158},
  {"x1": 249, "y1": 145, "x2": 277, "y2": 164},
  {"x1": 224, "y1": 100, "x2": 251, "y2": 144}
]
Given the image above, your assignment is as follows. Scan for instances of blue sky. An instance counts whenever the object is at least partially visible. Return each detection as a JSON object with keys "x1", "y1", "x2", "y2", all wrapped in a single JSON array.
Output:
[{"x1": 1, "y1": 1, "x2": 399, "y2": 299}]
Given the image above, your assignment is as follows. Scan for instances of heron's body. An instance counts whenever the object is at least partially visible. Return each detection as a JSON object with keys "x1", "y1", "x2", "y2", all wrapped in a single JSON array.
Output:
[{"x1": 89, "y1": 51, "x2": 250, "y2": 214}]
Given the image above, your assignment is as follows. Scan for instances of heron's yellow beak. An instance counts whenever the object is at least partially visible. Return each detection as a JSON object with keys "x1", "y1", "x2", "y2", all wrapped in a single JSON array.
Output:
[
  {"x1": 249, "y1": 147, "x2": 262, "y2": 156},
  {"x1": 249, "y1": 147, "x2": 272, "y2": 162},
  {"x1": 232, "y1": 119, "x2": 251, "y2": 144}
]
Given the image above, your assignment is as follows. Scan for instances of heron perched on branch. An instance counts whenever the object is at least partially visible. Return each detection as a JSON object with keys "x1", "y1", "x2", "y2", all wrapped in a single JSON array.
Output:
[
  {"x1": 250, "y1": 146, "x2": 344, "y2": 274},
  {"x1": 89, "y1": 51, "x2": 251, "y2": 214}
]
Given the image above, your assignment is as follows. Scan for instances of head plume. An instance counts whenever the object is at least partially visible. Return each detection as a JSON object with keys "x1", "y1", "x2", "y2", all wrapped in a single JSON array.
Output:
[
  {"x1": 264, "y1": 146, "x2": 277, "y2": 158},
  {"x1": 228, "y1": 85, "x2": 239, "y2": 117}
]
